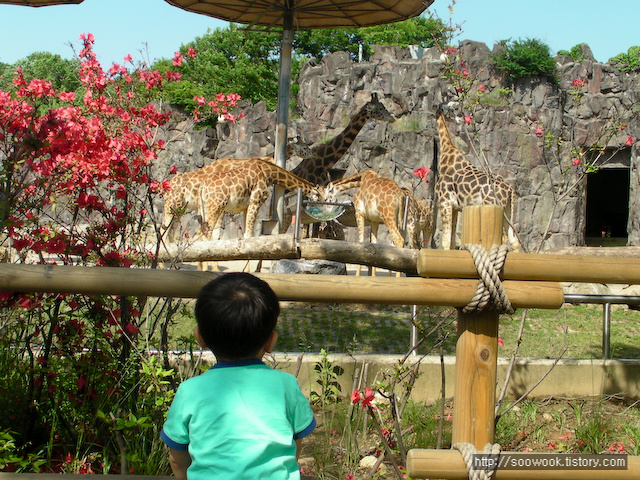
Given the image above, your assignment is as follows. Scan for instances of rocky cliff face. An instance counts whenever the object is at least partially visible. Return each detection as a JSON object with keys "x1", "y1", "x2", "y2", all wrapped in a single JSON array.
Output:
[{"x1": 160, "y1": 41, "x2": 640, "y2": 251}]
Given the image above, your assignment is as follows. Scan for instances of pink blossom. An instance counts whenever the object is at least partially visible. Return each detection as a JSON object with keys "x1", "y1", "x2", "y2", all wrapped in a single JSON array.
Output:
[
  {"x1": 362, "y1": 388, "x2": 376, "y2": 408},
  {"x1": 172, "y1": 51, "x2": 184, "y2": 67},
  {"x1": 625, "y1": 136, "x2": 634, "y2": 146},
  {"x1": 498, "y1": 336, "x2": 504, "y2": 346},
  {"x1": 464, "y1": 114, "x2": 472, "y2": 125},
  {"x1": 413, "y1": 166, "x2": 431, "y2": 180},
  {"x1": 535, "y1": 127, "x2": 543, "y2": 136},
  {"x1": 124, "y1": 54, "x2": 132, "y2": 63},
  {"x1": 572, "y1": 158, "x2": 581, "y2": 166},
  {"x1": 479, "y1": 84, "x2": 487, "y2": 93},
  {"x1": 187, "y1": 46, "x2": 197, "y2": 58}
]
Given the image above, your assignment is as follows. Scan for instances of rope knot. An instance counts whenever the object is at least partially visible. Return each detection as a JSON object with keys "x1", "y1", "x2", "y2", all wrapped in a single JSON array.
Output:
[
  {"x1": 453, "y1": 442, "x2": 502, "y2": 480},
  {"x1": 462, "y1": 243, "x2": 514, "y2": 314}
]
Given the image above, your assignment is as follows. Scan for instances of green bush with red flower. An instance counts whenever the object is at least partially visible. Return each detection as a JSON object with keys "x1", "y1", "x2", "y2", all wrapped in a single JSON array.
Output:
[{"x1": 0, "y1": 33, "x2": 240, "y2": 473}]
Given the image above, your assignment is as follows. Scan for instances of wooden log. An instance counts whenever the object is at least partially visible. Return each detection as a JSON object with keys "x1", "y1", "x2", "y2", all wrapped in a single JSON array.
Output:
[
  {"x1": 155, "y1": 236, "x2": 420, "y2": 274},
  {"x1": 452, "y1": 205, "x2": 503, "y2": 448},
  {"x1": 0, "y1": 264, "x2": 563, "y2": 308},
  {"x1": 155, "y1": 234, "x2": 299, "y2": 262},
  {"x1": 407, "y1": 449, "x2": 640, "y2": 480},
  {"x1": 418, "y1": 249, "x2": 640, "y2": 284},
  {"x1": 299, "y1": 238, "x2": 418, "y2": 274}
]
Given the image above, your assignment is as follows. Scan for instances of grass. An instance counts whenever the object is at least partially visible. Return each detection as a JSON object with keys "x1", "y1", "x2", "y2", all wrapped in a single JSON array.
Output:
[{"x1": 161, "y1": 302, "x2": 640, "y2": 359}]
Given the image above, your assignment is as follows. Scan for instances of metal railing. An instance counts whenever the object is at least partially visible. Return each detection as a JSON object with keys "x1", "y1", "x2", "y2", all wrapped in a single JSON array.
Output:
[{"x1": 564, "y1": 294, "x2": 640, "y2": 359}]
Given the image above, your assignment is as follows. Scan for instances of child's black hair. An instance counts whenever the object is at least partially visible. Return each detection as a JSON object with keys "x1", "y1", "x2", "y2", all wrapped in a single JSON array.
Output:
[{"x1": 195, "y1": 272, "x2": 280, "y2": 360}]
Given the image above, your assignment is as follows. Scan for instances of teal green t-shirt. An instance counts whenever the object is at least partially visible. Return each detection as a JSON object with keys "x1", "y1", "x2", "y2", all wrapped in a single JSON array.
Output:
[{"x1": 161, "y1": 359, "x2": 316, "y2": 480}]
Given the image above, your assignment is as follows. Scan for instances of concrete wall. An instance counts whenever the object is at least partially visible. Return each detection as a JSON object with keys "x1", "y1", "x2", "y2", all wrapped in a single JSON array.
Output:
[{"x1": 170, "y1": 353, "x2": 640, "y2": 403}]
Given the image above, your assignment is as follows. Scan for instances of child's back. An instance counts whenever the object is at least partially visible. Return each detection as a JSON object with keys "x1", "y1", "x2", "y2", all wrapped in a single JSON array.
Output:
[{"x1": 161, "y1": 272, "x2": 315, "y2": 480}]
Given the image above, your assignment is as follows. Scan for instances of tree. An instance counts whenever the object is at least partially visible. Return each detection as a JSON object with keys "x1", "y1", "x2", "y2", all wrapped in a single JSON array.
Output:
[
  {"x1": 157, "y1": 23, "x2": 281, "y2": 110},
  {"x1": 294, "y1": 15, "x2": 449, "y2": 62},
  {"x1": 155, "y1": 16, "x2": 450, "y2": 109},
  {"x1": 0, "y1": 51, "x2": 81, "y2": 94}
]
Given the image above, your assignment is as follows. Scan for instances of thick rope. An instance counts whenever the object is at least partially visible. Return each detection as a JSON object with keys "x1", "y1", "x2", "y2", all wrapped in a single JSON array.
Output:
[
  {"x1": 453, "y1": 442, "x2": 502, "y2": 480},
  {"x1": 462, "y1": 244, "x2": 514, "y2": 314}
]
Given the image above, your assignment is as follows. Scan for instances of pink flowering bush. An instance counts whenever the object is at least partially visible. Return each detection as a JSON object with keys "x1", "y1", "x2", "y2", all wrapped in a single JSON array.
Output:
[{"x1": 0, "y1": 34, "x2": 241, "y2": 473}]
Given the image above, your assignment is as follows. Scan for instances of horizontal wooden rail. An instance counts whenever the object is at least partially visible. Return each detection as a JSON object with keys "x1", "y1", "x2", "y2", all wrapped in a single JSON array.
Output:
[
  {"x1": 418, "y1": 250, "x2": 640, "y2": 284},
  {"x1": 156, "y1": 235, "x2": 419, "y2": 274},
  {"x1": 0, "y1": 264, "x2": 564, "y2": 309},
  {"x1": 407, "y1": 449, "x2": 640, "y2": 480}
]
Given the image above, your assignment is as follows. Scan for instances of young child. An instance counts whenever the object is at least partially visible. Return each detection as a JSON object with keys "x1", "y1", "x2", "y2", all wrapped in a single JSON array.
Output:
[{"x1": 161, "y1": 272, "x2": 316, "y2": 480}]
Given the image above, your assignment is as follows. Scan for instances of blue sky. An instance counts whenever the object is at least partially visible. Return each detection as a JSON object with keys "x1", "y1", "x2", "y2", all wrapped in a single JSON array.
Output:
[{"x1": 0, "y1": 0, "x2": 636, "y2": 66}]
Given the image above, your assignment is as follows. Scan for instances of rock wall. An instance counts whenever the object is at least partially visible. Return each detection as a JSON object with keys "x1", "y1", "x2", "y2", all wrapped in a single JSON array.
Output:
[{"x1": 160, "y1": 41, "x2": 640, "y2": 251}]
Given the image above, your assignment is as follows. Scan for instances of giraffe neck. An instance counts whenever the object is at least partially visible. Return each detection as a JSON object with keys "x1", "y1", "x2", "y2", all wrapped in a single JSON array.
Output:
[
  {"x1": 312, "y1": 107, "x2": 370, "y2": 167},
  {"x1": 436, "y1": 112, "x2": 470, "y2": 172},
  {"x1": 266, "y1": 165, "x2": 317, "y2": 195},
  {"x1": 329, "y1": 170, "x2": 375, "y2": 192}
]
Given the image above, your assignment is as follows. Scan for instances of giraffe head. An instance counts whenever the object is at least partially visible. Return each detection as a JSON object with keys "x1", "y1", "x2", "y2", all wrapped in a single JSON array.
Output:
[
  {"x1": 286, "y1": 141, "x2": 315, "y2": 159},
  {"x1": 363, "y1": 93, "x2": 396, "y2": 123}
]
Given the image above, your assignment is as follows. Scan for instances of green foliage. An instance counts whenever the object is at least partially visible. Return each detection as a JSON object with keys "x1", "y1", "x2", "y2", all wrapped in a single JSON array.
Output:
[
  {"x1": 0, "y1": 51, "x2": 81, "y2": 93},
  {"x1": 294, "y1": 15, "x2": 449, "y2": 63},
  {"x1": 156, "y1": 16, "x2": 449, "y2": 109},
  {"x1": 557, "y1": 43, "x2": 587, "y2": 62},
  {"x1": 310, "y1": 349, "x2": 344, "y2": 406},
  {"x1": 609, "y1": 46, "x2": 640, "y2": 71},
  {"x1": 491, "y1": 38, "x2": 557, "y2": 82},
  {"x1": 154, "y1": 23, "x2": 281, "y2": 110}
]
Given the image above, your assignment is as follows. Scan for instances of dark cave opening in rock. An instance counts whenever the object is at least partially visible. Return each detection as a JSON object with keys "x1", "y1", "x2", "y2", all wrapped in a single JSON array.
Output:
[{"x1": 585, "y1": 167, "x2": 630, "y2": 245}]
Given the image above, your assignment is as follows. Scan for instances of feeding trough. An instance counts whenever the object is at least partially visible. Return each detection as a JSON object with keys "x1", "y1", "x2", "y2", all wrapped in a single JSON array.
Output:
[{"x1": 303, "y1": 201, "x2": 347, "y2": 222}]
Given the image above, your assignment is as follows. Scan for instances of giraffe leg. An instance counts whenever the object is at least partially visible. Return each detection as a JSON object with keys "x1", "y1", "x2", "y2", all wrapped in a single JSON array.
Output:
[
  {"x1": 383, "y1": 214, "x2": 406, "y2": 277},
  {"x1": 440, "y1": 203, "x2": 453, "y2": 250},
  {"x1": 370, "y1": 222, "x2": 381, "y2": 277},
  {"x1": 356, "y1": 212, "x2": 366, "y2": 276},
  {"x1": 450, "y1": 209, "x2": 459, "y2": 250},
  {"x1": 198, "y1": 205, "x2": 224, "y2": 272}
]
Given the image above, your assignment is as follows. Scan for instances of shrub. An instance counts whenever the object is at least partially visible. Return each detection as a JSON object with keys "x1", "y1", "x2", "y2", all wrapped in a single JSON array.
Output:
[
  {"x1": 557, "y1": 43, "x2": 587, "y2": 62},
  {"x1": 491, "y1": 38, "x2": 557, "y2": 82},
  {"x1": 609, "y1": 46, "x2": 640, "y2": 72}
]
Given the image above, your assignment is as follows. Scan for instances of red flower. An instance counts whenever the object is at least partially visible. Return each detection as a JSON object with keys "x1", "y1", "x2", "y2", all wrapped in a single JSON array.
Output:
[
  {"x1": 172, "y1": 51, "x2": 184, "y2": 67},
  {"x1": 351, "y1": 389, "x2": 361, "y2": 404},
  {"x1": 625, "y1": 136, "x2": 634, "y2": 146},
  {"x1": 464, "y1": 114, "x2": 472, "y2": 125},
  {"x1": 76, "y1": 375, "x2": 88, "y2": 390},
  {"x1": 124, "y1": 323, "x2": 139, "y2": 336},
  {"x1": 362, "y1": 388, "x2": 376, "y2": 409},
  {"x1": 413, "y1": 166, "x2": 431, "y2": 181},
  {"x1": 535, "y1": 127, "x2": 544, "y2": 136},
  {"x1": 572, "y1": 158, "x2": 581, "y2": 166}
]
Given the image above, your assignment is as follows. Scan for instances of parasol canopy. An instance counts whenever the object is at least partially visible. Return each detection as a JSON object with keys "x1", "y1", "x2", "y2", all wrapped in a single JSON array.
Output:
[
  {"x1": 164, "y1": 0, "x2": 434, "y2": 29},
  {"x1": 0, "y1": 0, "x2": 82, "y2": 5}
]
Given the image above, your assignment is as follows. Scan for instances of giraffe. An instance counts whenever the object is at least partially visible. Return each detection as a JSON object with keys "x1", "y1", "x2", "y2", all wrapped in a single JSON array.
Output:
[
  {"x1": 162, "y1": 143, "x2": 313, "y2": 242},
  {"x1": 434, "y1": 109, "x2": 520, "y2": 251},
  {"x1": 286, "y1": 93, "x2": 395, "y2": 238},
  {"x1": 406, "y1": 194, "x2": 434, "y2": 250},
  {"x1": 327, "y1": 169, "x2": 432, "y2": 276},
  {"x1": 162, "y1": 158, "x2": 323, "y2": 243},
  {"x1": 198, "y1": 160, "x2": 324, "y2": 241},
  {"x1": 291, "y1": 93, "x2": 396, "y2": 186}
]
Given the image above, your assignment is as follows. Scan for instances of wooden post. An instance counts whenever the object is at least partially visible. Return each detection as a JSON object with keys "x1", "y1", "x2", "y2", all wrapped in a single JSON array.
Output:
[{"x1": 452, "y1": 205, "x2": 504, "y2": 448}]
